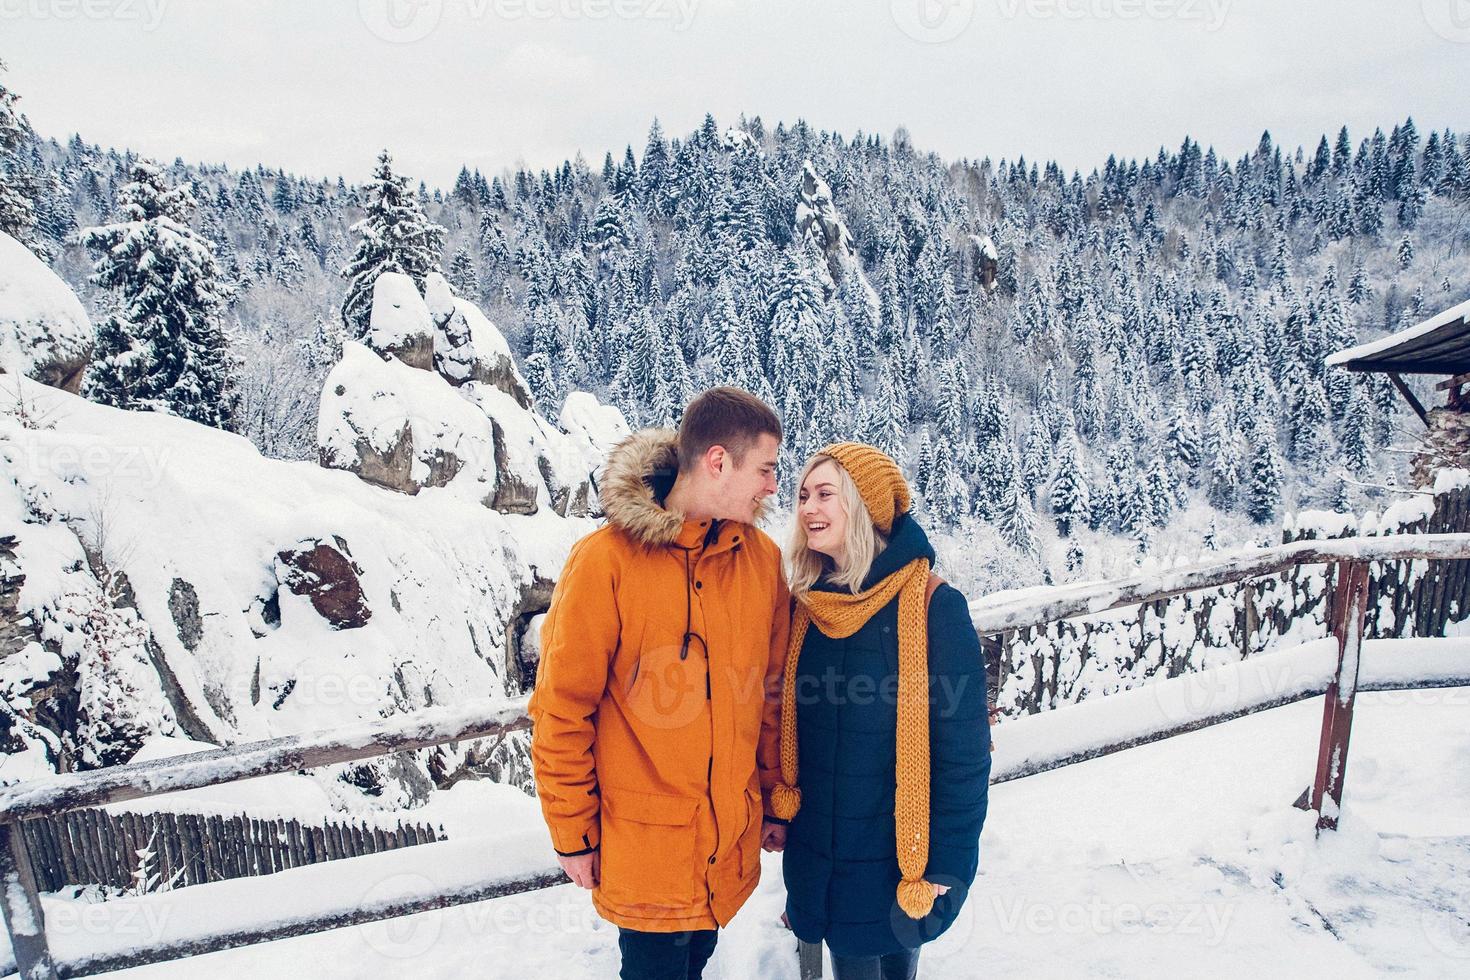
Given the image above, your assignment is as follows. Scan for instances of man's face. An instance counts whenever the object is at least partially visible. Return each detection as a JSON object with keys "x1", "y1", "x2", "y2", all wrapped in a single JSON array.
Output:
[{"x1": 714, "y1": 433, "x2": 780, "y2": 523}]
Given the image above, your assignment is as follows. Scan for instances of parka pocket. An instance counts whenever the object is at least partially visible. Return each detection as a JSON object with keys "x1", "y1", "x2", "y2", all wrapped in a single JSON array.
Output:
[
  {"x1": 738, "y1": 785, "x2": 763, "y2": 880},
  {"x1": 600, "y1": 787, "x2": 702, "y2": 905}
]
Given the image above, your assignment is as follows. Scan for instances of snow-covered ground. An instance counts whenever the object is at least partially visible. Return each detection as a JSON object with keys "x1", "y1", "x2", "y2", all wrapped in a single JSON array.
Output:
[{"x1": 5, "y1": 644, "x2": 1466, "y2": 979}]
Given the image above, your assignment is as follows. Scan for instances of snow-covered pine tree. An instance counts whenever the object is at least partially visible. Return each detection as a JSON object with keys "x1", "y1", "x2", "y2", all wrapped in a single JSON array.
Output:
[
  {"x1": 1246, "y1": 419, "x2": 1284, "y2": 524},
  {"x1": 339, "y1": 149, "x2": 446, "y2": 337},
  {"x1": 997, "y1": 456, "x2": 1040, "y2": 558},
  {"x1": 0, "y1": 59, "x2": 41, "y2": 244},
  {"x1": 1048, "y1": 429, "x2": 1091, "y2": 537},
  {"x1": 81, "y1": 161, "x2": 239, "y2": 428},
  {"x1": 1142, "y1": 449, "x2": 1175, "y2": 523},
  {"x1": 448, "y1": 247, "x2": 479, "y2": 298},
  {"x1": 927, "y1": 432, "x2": 969, "y2": 524},
  {"x1": 1020, "y1": 420, "x2": 1050, "y2": 498}
]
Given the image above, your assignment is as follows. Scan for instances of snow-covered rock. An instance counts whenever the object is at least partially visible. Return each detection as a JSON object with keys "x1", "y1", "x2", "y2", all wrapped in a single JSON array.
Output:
[
  {"x1": 364, "y1": 273, "x2": 435, "y2": 371},
  {"x1": 795, "y1": 160, "x2": 880, "y2": 314},
  {"x1": 322, "y1": 276, "x2": 623, "y2": 523},
  {"x1": 0, "y1": 231, "x2": 92, "y2": 393},
  {"x1": 969, "y1": 233, "x2": 999, "y2": 290},
  {"x1": 559, "y1": 391, "x2": 631, "y2": 475},
  {"x1": 1, "y1": 370, "x2": 590, "y2": 800},
  {"x1": 721, "y1": 127, "x2": 758, "y2": 152},
  {"x1": 435, "y1": 298, "x2": 532, "y2": 408},
  {"x1": 796, "y1": 160, "x2": 861, "y2": 288},
  {"x1": 317, "y1": 341, "x2": 501, "y2": 504}
]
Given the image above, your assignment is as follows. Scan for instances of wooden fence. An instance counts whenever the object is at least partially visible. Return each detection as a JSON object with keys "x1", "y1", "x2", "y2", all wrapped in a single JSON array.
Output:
[
  {"x1": 17, "y1": 807, "x2": 444, "y2": 894},
  {"x1": 0, "y1": 534, "x2": 1467, "y2": 980},
  {"x1": 994, "y1": 480, "x2": 1470, "y2": 715}
]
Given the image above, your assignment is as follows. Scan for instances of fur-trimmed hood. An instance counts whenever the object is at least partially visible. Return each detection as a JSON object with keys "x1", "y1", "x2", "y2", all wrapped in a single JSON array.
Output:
[
  {"x1": 598, "y1": 428, "x2": 770, "y2": 546},
  {"x1": 599, "y1": 428, "x2": 685, "y2": 546}
]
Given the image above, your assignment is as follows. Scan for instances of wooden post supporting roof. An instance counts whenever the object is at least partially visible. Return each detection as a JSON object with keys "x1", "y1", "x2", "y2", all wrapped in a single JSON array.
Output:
[
  {"x1": 1327, "y1": 298, "x2": 1470, "y2": 429},
  {"x1": 1388, "y1": 372, "x2": 1430, "y2": 427}
]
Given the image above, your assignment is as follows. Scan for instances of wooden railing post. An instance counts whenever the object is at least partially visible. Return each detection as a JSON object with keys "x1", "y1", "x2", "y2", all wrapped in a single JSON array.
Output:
[
  {"x1": 798, "y1": 938, "x2": 823, "y2": 979},
  {"x1": 1310, "y1": 560, "x2": 1370, "y2": 833},
  {"x1": 0, "y1": 820, "x2": 58, "y2": 979}
]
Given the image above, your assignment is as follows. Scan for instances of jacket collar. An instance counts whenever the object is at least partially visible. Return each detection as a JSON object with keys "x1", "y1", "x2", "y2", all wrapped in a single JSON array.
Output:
[
  {"x1": 599, "y1": 428, "x2": 765, "y2": 550},
  {"x1": 812, "y1": 511, "x2": 935, "y2": 593}
]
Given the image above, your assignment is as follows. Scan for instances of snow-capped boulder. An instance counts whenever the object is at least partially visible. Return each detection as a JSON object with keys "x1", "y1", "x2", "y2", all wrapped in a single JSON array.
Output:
[
  {"x1": 796, "y1": 160, "x2": 861, "y2": 289},
  {"x1": 795, "y1": 161, "x2": 880, "y2": 317},
  {"x1": 457, "y1": 383, "x2": 547, "y2": 515},
  {"x1": 318, "y1": 341, "x2": 499, "y2": 503},
  {"x1": 969, "y1": 234, "x2": 999, "y2": 290},
  {"x1": 428, "y1": 287, "x2": 532, "y2": 409},
  {"x1": 0, "y1": 231, "x2": 92, "y2": 393},
  {"x1": 547, "y1": 391, "x2": 630, "y2": 517},
  {"x1": 1, "y1": 370, "x2": 591, "y2": 801},
  {"x1": 324, "y1": 276, "x2": 627, "y2": 524},
  {"x1": 721, "y1": 127, "x2": 758, "y2": 152},
  {"x1": 560, "y1": 391, "x2": 631, "y2": 474},
  {"x1": 365, "y1": 272, "x2": 435, "y2": 370},
  {"x1": 423, "y1": 270, "x2": 456, "y2": 325}
]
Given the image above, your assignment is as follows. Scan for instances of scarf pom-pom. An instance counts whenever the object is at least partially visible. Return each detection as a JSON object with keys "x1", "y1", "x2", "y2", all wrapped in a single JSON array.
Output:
[
  {"x1": 896, "y1": 877, "x2": 935, "y2": 919},
  {"x1": 771, "y1": 783, "x2": 802, "y2": 821}
]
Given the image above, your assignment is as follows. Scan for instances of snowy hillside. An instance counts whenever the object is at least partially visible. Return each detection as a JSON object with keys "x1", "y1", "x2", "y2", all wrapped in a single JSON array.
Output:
[
  {"x1": 6, "y1": 87, "x2": 1467, "y2": 594},
  {"x1": 0, "y1": 231, "x2": 89, "y2": 393},
  {"x1": 0, "y1": 259, "x2": 627, "y2": 804}
]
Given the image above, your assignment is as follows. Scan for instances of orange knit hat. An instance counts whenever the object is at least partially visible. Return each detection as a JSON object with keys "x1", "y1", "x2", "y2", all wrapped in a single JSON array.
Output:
[{"x1": 819, "y1": 442, "x2": 911, "y2": 535}]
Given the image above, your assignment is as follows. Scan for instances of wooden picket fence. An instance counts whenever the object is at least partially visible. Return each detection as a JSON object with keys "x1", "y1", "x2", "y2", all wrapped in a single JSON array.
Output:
[{"x1": 16, "y1": 807, "x2": 444, "y2": 894}]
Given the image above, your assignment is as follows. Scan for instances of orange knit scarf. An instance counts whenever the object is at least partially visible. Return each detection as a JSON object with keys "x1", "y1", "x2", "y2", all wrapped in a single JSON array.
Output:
[{"x1": 771, "y1": 557, "x2": 936, "y2": 920}]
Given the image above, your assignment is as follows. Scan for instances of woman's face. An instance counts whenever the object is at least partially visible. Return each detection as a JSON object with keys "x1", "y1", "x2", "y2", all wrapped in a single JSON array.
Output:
[{"x1": 798, "y1": 460, "x2": 848, "y2": 561}]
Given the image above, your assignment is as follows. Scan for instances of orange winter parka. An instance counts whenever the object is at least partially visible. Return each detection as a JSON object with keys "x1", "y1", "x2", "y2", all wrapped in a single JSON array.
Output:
[{"x1": 528, "y1": 429, "x2": 792, "y2": 932}]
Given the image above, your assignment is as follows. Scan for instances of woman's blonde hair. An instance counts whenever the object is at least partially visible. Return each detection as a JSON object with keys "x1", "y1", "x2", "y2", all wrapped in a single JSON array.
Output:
[{"x1": 787, "y1": 454, "x2": 888, "y2": 596}]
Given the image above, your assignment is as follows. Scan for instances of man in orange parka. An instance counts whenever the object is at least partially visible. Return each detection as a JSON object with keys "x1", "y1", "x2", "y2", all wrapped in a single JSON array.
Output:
[{"x1": 528, "y1": 387, "x2": 791, "y2": 979}]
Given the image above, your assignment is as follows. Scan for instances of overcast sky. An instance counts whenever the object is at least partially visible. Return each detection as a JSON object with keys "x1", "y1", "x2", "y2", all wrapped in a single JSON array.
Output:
[{"x1": 3, "y1": 0, "x2": 1465, "y2": 188}]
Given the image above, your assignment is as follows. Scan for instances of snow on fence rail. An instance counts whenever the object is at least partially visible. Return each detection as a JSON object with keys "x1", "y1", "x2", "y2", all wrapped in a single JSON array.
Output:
[
  {"x1": 1, "y1": 533, "x2": 1468, "y2": 979},
  {"x1": 966, "y1": 532, "x2": 1470, "y2": 637},
  {"x1": 990, "y1": 474, "x2": 1470, "y2": 716}
]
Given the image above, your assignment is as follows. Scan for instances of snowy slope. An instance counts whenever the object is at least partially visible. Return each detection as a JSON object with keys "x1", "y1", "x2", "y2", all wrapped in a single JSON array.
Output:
[
  {"x1": 0, "y1": 232, "x2": 91, "y2": 392},
  {"x1": 0, "y1": 371, "x2": 587, "y2": 798},
  {"x1": 7, "y1": 641, "x2": 1466, "y2": 978}
]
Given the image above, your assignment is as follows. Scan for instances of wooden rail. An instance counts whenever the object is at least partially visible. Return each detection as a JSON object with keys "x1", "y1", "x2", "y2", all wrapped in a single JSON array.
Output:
[
  {"x1": 963, "y1": 533, "x2": 1470, "y2": 636},
  {"x1": 2, "y1": 533, "x2": 1468, "y2": 980}
]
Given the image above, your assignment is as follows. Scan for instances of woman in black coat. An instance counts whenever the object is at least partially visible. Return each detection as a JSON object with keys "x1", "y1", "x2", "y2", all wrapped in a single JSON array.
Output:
[{"x1": 762, "y1": 444, "x2": 992, "y2": 980}]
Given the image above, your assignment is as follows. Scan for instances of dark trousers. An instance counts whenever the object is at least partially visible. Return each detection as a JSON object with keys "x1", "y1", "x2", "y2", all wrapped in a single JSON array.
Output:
[
  {"x1": 829, "y1": 946, "x2": 921, "y2": 980},
  {"x1": 617, "y1": 927, "x2": 718, "y2": 980}
]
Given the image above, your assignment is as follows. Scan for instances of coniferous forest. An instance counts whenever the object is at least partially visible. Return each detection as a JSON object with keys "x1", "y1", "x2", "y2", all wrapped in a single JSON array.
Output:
[{"x1": 6, "y1": 61, "x2": 1470, "y2": 591}]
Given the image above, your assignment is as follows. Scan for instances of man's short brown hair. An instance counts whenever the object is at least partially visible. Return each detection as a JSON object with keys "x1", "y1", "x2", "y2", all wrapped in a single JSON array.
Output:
[{"x1": 677, "y1": 387, "x2": 783, "y2": 472}]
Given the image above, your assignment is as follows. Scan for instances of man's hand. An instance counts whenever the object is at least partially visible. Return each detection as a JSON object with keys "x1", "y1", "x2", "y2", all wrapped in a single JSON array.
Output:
[
  {"x1": 761, "y1": 820, "x2": 787, "y2": 852},
  {"x1": 558, "y1": 850, "x2": 599, "y2": 889}
]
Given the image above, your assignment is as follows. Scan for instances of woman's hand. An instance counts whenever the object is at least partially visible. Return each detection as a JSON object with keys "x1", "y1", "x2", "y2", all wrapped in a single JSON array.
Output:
[
  {"x1": 761, "y1": 820, "x2": 787, "y2": 852},
  {"x1": 926, "y1": 881, "x2": 950, "y2": 897}
]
